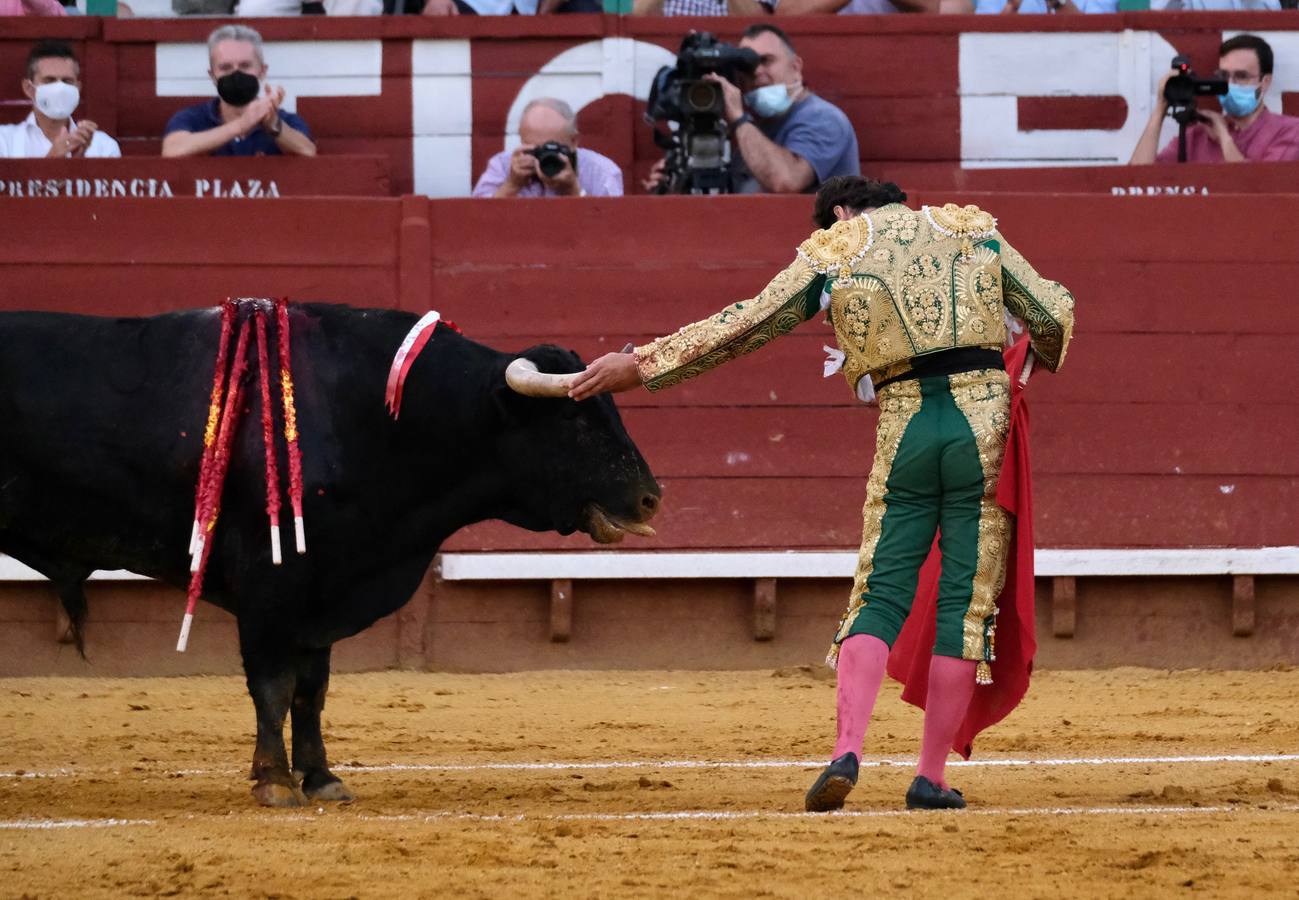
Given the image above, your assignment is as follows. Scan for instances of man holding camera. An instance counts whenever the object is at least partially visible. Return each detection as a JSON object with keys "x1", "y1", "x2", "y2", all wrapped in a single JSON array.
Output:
[
  {"x1": 646, "y1": 25, "x2": 859, "y2": 194},
  {"x1": 472, "y1": 97, "x2": 623, "y2": 198},
  {"x1": 1129, "y1": 34, "x2": 1299, "y2": 165}
]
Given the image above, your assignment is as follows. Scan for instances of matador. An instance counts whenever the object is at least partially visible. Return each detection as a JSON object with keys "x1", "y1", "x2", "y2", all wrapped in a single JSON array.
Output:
[{"x1": 570, "y1": 181, "x2": 1074, "y2": 811}]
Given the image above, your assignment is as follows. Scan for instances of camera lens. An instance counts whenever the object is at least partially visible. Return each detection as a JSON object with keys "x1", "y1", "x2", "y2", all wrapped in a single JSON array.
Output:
[
  {"x1": 537, "y1": 152, "x2": 566, "y2": 178},
  {"x1": 685, "y1": 80, "x2": 721, "y2": 115}
]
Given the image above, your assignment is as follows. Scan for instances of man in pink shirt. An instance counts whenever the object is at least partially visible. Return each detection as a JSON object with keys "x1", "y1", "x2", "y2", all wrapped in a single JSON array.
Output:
[
  {"x1": 1130, "y1": 34, "x2": 1299, "y2": 165},
  {"x1": 0, "y1": 0, "x2": 66, "y2": 13}
]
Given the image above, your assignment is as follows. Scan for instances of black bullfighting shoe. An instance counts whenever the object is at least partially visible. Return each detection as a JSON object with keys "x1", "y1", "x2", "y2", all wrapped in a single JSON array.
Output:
[
  {"x1": 804, "y1": 752, "x2": 860, "y2": 812},
  {"x1": 905, "y1": 775, "x2": 967, "y2": 810}
]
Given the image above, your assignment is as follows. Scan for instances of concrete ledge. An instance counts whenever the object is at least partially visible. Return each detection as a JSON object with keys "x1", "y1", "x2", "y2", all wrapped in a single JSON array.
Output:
[
  {"x1": 5, "y1": 547, "x2": 1299, "y2": 584},
  {"x1": 0, "y1": 557, "x2": 149, "y2": 582},
  {"x1": 435, "y1": 548, "x2": 1299, "y2": 581}
]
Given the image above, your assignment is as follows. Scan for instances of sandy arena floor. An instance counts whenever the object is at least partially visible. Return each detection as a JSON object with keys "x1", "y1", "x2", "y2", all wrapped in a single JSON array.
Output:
[{"x1": 2, "y1": 666, "x2": 1298, "y2": 899}]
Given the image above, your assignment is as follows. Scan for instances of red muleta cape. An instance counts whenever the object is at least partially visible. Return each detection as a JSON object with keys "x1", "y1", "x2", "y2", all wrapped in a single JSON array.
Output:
[{"x1": 884, "y1": 337, "x2": 1036, "y2": 759}]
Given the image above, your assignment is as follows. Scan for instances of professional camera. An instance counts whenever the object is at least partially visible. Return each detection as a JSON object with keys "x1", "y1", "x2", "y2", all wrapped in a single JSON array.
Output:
[
  {"x1": 1161, "y1": 56, "x2": 1228, "y2": 163},
  {"x1": 1163, "y1": 55, "x2": 1228, "y2": 125},
  {"x1": 645, "y1": 33, "x2": 760, "y2": 195},
  {"x1": 529, "y1": 141, "x2": 578, "y2": 179}
]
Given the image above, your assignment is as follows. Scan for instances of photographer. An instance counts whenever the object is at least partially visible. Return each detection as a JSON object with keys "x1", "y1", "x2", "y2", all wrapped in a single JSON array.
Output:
[
  {"x1": 472, "y1": 98, "x2": 623, "y2": 198},
  {"x1": 1129, "y1": 35, "x2": 1299, "y2": 165},
  {"x1": 646, "y1": 25, "x2": 859, "y2": 195}
]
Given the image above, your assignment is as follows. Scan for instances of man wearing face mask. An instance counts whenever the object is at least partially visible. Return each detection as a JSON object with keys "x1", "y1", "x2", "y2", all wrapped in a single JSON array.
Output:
[
  {"x1": 161, "y1": 25, "x2": 316, "y2": 159},
  {"x1": 1129, "y1": 34, "x2": 1299, "y2": 165},
  {"x1": 644, "y1": 24, "x2": 859, "y2": 194},
  {"x1": 0, "y1": 41, "x2": 121, "y2": 159}
]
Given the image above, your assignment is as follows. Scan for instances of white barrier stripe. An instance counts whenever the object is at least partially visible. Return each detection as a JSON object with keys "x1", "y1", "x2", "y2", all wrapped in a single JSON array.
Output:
[
  {"x1": 0, "y1": 818, "x2": 155, "y2": 830},
  {"x1": 4, "y1": 752, "x2": 1298, "y2": 781}
]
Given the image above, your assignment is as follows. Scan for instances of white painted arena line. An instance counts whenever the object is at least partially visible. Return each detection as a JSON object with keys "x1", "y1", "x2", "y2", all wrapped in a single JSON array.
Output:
[
  {"x1": 348, "y1": 804, "x2": 1299, "y2": 824},
  {"x1": 0, "y1": 818, "x2": 156, "y2": 830},
  {"x1": 3, "y1": 804, "x2": 1299, "y2": 833},
  {"x1": 4, "y1": 752, "x2": 1299, "y2": 781}
]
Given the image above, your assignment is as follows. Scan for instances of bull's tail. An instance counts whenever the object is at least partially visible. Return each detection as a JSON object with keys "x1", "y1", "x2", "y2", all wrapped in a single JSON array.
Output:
[{"x1": 56, "y1": 580, "x2": 89, "y2": 659}]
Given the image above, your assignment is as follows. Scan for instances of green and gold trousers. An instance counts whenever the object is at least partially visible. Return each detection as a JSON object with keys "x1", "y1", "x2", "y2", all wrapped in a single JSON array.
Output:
[{"x1": 829, "y1": 368, "x2": 1012, "y2": 682}]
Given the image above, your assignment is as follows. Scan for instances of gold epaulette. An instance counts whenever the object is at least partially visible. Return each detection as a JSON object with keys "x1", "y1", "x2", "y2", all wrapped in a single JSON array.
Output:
[
  {"x1": 796, "y1": 214, "x2": 875, "y2": 286},
  {"x1": 923, "y1": 203, "x2": 998, "y2": 259}
]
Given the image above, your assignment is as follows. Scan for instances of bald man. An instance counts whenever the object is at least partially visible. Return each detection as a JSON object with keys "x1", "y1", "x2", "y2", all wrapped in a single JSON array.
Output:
[{"x1": 471, "y1": 97, "x2": 624, "y2": 198}]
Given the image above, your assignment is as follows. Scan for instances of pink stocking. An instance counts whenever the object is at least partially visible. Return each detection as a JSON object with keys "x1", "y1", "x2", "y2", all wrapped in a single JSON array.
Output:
[
  {"x1": 831, "y1": 634, "x2": 889, "y2": 761},
  {"x1": 916, "y1": 655, "x2": 977, "y2": 788}
]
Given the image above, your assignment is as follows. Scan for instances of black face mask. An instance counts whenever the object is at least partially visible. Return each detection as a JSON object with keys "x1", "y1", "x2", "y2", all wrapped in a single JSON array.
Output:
[{"x1": 215, "y1": 70, "x2": 260, "y2": 107}]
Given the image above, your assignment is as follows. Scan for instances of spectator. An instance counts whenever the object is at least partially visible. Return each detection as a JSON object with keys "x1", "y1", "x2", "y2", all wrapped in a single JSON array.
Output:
[
  {"x1": 1158, "y1": 0, "x2": 1280, "y2": 8},
  {"x1": 634, "y1": 0, "x2": 934, "y2": 15},
  {"x1": 0, "y1": 40, "x2": 120, "y2": 159},
  {"x1": 646, "y1": 24, "x2": 859, "y2": 194},
  {"x1": 955, "y1": 0, "x2": 1115, "y2": 11},
  {"x1": 387, "y1": 0, "x2": 599, "y2": 15},
  {"x1": 1130, "y1": 34, "x2": 1299, "y2": 165},
  {"x1": 0, "y1": 0, "x2": 66, "y2": 13},
  {"x1": 472, "y1": 98, "x2": 623, "y2": 198},
  {"x1": 161, "y1": 25, "x2": 316, "y2": 158}
]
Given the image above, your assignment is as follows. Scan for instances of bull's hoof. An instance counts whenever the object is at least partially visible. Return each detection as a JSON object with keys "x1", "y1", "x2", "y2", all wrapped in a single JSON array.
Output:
[
  {"x1": 304, "y1": 777, "x2": 355, "y2": 803},
  {"x1": 252, "y1": 780, "x2": 308, "y2": 808}
]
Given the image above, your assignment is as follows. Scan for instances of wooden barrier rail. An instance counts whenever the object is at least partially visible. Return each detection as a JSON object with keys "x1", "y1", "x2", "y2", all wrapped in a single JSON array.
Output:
[{"x1": 2, "y1": 190, "x2": 1297, "y2": 673}]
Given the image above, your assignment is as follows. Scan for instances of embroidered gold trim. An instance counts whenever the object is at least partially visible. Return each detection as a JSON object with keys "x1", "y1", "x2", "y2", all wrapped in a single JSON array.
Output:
[
  {"x1": 923, "y1": 203, "x2": 998, "y2": 260},
  {"x1": 797, "y1": 214, "x2": 875, "y2": 286},
  {"x1": 635, "y1": 257, "x2": 821, "y2": 390},
  {"x1": 948, "y1": 370, "x2": 1012, "y2": 668},
  {"x1": 827, "y1": 380, "x2": 923, "y2": 668}
]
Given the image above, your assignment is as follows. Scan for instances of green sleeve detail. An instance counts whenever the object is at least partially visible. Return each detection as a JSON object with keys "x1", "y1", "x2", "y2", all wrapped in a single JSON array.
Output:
[{"x1": 998, "y1": 237, "x2": 1075, "y2": 372}]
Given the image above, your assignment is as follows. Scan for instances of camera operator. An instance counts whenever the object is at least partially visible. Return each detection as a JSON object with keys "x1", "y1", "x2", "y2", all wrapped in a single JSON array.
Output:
[
  {"x1": 1129, "y1": 34, "x2": 1299, "y2": 165},
  {"x1": 472, "y1": 97, "x2": 624, "y2": 198},
  {"x1": 645, "y1": 25, "x2": 859, "y2": 195}
]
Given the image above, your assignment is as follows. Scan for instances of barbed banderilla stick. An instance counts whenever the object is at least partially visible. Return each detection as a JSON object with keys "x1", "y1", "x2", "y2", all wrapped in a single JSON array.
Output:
[
  {"x1": 189, "y1": 300, "x2": 236, "y2": 558},
  {"x1": 276, "y1": 298, "x2": 307, "y2": 555},
  {"x1": 254, "y1": 305, "x2": 283, "y2": 565},
  {"x1": 179, "y1": 315, "x2": 251, "y2": 653}
]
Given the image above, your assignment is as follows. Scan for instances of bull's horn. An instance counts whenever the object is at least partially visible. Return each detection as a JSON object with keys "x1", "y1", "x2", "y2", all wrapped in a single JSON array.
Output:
[{"x1": 505, "y1": 358, "x2": 580, "y2": 398}]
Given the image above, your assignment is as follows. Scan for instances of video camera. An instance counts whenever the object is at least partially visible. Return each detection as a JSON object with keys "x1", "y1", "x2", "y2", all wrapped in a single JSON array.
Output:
[
  {"x1": 1162, "y1": 56, "x2": 1228, "y2": 163},
  {"x1": 645, "y1": 33, "x2": 760, "y2": 195}
]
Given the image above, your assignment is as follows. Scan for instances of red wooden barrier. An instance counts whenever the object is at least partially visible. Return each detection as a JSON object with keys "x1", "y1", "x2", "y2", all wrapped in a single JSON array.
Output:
[
  {"x1": 0, "y1": 156, "x2": 393, "y2": 199},
  {"x1": 1, "y1": 193, "x2": 1294, "y2": 553}
]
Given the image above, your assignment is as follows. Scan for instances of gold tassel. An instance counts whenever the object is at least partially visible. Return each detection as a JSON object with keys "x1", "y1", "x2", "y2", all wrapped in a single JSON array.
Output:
[
  {"x1": 976, "y1": 660, "x2": 993, "y2": 685},
  {"x1": 961, "y1": 236, "x2": 973, "y2": 260}
]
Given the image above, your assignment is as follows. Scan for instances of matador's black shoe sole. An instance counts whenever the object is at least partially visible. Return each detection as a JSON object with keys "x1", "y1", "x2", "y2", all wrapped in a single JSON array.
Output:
[
  {"x1": 905, "y1": 775, "x2": 966, "y2": 810},
  {"x1": 804, "y1": 752, "x2": 860, "y2": 812}
]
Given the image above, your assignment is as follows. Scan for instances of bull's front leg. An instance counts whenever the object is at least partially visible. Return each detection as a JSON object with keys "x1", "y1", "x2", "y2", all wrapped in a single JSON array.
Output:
[
  {"x1": 290, "y1": 645, "x2": 354, "y2": 802},
  {"x1": 239, "y1": 623, "x2": 307, "y2": 808}
]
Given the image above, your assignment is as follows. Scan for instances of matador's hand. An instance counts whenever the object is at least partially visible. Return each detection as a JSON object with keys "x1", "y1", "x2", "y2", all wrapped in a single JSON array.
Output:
[{"x1": 568, "y1": 351, "x2": 641, "y2": 402}]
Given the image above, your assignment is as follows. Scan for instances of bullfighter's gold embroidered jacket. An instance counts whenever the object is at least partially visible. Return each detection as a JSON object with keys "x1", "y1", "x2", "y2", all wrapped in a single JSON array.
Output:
[{"x1": 634, "y1": 203, "x2": 1075, "y2": 395}]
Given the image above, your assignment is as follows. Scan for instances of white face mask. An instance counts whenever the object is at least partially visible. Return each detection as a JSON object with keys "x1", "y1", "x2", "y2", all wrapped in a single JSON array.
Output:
[{"x1": 34, "y1": 81, "x2": 80, "y2": 121}]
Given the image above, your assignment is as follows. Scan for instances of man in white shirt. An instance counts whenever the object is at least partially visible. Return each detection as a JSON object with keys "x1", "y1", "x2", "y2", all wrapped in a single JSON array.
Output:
[{"x1": 0, "y1": 40, "x2": 121, "y2": 159}]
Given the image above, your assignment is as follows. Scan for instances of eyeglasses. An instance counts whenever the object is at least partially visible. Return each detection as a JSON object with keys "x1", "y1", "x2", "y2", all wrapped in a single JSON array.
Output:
[{"x1": 1215, "y1": 69, "x2": 1262, "y2": 86}]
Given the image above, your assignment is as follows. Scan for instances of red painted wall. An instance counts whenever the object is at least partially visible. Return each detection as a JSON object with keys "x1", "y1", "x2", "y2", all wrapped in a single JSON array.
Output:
[{"x1": 2, "y1": 192, "x2": 1294, "y2": 553}]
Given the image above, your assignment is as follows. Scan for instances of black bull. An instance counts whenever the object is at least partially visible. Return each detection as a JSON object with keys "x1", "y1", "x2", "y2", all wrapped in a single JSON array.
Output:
[{"x1": 0, "y1": 303, "x2": 660, "y2": 806}]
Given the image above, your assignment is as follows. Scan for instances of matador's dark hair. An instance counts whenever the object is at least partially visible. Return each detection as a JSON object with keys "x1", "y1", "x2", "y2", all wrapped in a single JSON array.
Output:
[{"x1": 812, "y1": 176, "x2": 908, "y2": 231}]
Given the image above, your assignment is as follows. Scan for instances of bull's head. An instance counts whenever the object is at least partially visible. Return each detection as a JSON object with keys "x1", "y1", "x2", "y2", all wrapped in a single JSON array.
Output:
[{"x1": 494, "y1": 346, "x2": 660, "y2": 544}]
